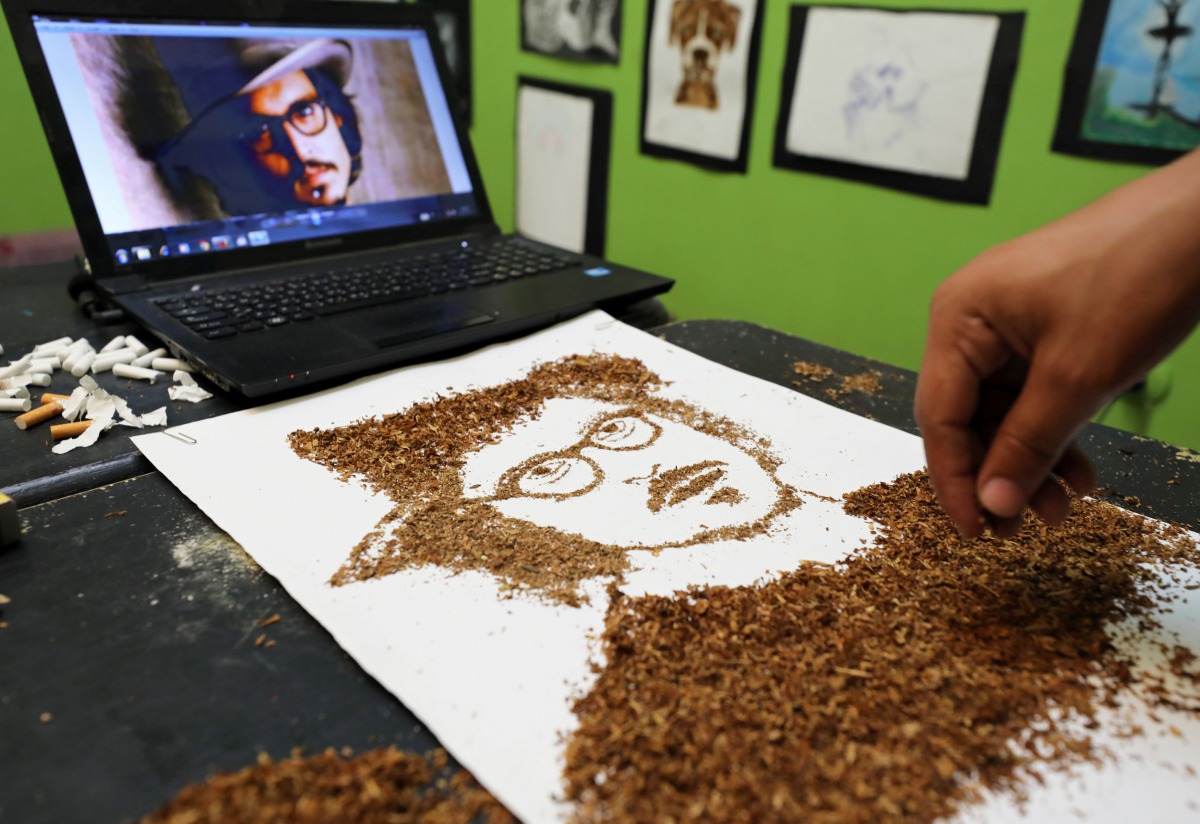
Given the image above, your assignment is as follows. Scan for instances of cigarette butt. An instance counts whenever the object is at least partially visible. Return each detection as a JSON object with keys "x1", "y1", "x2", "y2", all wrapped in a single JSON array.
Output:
[
  {"x1": 112, "y1": 364, "x2": 162, "y2": 382},
  {"x1": 152, "y1": 357, "x2": 193, "y2": 373},
  {"x1": 40, "y1": 393, "x2": 71, "y2": 405},
  {"x1": 0, "y1": 492, "x2": 19, "y2": 546},
  {"x1": 0, "y1": 398, "x2": 32, "y2": 413},
  {"x1": 15, "y1": 401, "x2": 63, "y2": 430},
  {"x1": 50, "y1": 421, "x2": 93, "y2": 440}
]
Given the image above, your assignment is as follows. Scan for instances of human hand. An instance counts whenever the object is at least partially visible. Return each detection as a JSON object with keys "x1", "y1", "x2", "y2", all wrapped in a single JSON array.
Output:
[{"x1": 915, "y1": 150, "x2": 1200, "y2": 538}]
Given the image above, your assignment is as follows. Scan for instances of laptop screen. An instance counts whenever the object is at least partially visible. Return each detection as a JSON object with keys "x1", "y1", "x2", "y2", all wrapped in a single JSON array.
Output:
[{"x1": 28, "y1": 13, "x2": 481, "y2": 271}]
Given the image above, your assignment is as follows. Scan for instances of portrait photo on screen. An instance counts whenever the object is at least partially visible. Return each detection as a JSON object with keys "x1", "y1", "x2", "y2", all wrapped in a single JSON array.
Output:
[
  {"x1": 640, "y1": 0, "x2": 764, "y2": 172},
  {"x1": 522, "y1": 0, "x2": 622, "y2": 64},
  {"x1": 1054, "y1": 0, "x2": 1200, "y2": 164},
  {"x1": 773, "y1": 5, "x2": 1024, "y2": 204},
  {"x1": 67, "y1": 32, "x2": 454, "y2": 232}
]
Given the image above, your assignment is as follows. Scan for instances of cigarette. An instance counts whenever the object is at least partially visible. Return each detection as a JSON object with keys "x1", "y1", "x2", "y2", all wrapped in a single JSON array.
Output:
[
  {"x1": 112, "y1": 364, "x2": 162, "y2": 383},
  {"x1": 40, "y1": 393, "x2": 71, "y2": 405},
  {"x1": 0, "y1": 398, "x2": 33, "y2": 413},
  {"x1": 152, "y1": 358, "x2": 194, "y2": 373},
  {"x1": 91, "y1": 349, "x2": 138, "y2": 373},
  {"x1": 99, "y1": 335, "x2": 128, "y2": 353},
  {"x1": 50, "y1": 421, "x2": 93, "y2": 440},
  {"x1": 15, "y1": 401, "x2": 63, "y2": 430},
  {"x1": 70, "y1": 351, "x2": 96, "y2": 377},
  {"x1": 132, "y1": 347, "x2": 167, "y2": 368},
  {"x1": 124, "y1": 335, "x2": 151, "y2": 357}
]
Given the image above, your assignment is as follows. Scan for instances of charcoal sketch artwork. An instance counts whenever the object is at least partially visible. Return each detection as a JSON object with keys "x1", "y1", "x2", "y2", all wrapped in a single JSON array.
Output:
[
  {"x1": 670, "y1": 0, "x2": 742, "y2": 110},
  {"x1": 843, "y1": 51, "x2": 928, "y2": 151},
  {"x1": 522, "y1": 0, "x2": 621, "y2": 63},
  {"x1": 288, "y1": 354, "x2": 805, "y2": 605}
]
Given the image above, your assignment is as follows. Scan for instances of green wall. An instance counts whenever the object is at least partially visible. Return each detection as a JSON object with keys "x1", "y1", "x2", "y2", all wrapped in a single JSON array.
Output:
[{"x1": 3, "y1": 2, "x2": 1197, "y2": 450}]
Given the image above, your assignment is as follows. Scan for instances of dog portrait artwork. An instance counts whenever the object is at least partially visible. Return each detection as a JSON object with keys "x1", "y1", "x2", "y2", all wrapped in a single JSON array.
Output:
[{"x1": 669, "y1": 0, "x2": 742, "y2": 110}]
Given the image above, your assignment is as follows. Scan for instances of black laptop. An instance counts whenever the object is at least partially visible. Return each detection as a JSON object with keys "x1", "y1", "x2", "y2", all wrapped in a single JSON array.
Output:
[{"x1": 4, "y1": 0, "x2": 672, "y2": 397}]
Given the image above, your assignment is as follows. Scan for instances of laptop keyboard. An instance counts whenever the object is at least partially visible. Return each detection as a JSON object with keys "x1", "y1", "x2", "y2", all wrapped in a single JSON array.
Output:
[{"x1": 151, "y1": 238, "x2": 582, "y2": 339}]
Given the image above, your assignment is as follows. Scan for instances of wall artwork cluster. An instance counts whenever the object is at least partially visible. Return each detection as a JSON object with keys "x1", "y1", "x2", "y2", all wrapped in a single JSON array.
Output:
[{"x1": 515, "y1": 1, "x2": 1191, "y2": 235}]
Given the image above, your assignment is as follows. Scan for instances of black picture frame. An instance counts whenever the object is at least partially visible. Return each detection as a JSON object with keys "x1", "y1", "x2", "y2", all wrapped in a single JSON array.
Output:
[
  {"x1": 411, "y1": 0, "x2": 472, "y2": 125},
  {"x1": 639, "y1": 0, "x2": 765, "y2": 174},
  {"x1": 1053, "y1": 0, "x2": 1200, "y2": 165},
  {"x1": 772, "y1": 5, "x2": 1025, "y2": 205},
  {"x1": 515, "y1": 76, "x2": 613, "y2": 257},
  {"x1": 520, "y1": 0, "x2": 622, "y2": 64}
]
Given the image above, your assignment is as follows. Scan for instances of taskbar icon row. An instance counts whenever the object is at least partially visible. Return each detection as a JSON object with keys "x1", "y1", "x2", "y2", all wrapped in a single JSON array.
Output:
[{"x1": 114, "y1": 230, "x2": 270, "y2": 265}]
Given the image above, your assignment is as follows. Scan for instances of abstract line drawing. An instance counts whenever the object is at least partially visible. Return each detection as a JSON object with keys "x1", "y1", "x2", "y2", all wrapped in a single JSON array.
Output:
[{"x1": 289, "y1": 354, "x2": 804, "y2": 605}]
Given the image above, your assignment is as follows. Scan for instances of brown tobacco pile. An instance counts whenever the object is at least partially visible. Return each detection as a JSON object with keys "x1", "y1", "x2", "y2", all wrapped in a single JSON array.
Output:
[
  {"x1": 140, "y1": 747, "x2": 514, "y2": 824},
  {"x1": 290, "y1": 354, "x2": 802, "y2": 605},
  {"x1": 565, "y1": 471, "x2": 1200, "y2": 823}
]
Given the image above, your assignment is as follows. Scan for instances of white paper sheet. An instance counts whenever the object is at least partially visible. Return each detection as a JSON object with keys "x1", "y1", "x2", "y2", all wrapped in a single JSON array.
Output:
[
  {"x1": 516, "y1": 84, "x2": 594, "y2": 254},
  {"x1": 133, "y1": 312, "x2": 1200, "y2": 822},
  {"x1": 786, "y1": 7, "x2": 1000, "y2": 180}
]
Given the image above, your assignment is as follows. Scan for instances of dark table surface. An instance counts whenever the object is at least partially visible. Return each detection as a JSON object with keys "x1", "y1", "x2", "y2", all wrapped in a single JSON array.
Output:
[{"x1": 3, "y1": 261, "x2": 1200, "y2": 823}]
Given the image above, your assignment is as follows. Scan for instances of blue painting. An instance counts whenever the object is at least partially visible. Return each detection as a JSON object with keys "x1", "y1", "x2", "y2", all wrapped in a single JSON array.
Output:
[{"x1": 1083, "y1": 0, "x2": 1200, "y2": 151}]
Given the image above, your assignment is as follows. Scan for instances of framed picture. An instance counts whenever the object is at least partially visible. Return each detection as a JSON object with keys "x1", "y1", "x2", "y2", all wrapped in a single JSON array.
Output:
[
  {"x1": 409, "y1": 0, "x2": 472, "y2": 125},
  {"x1": 640, "y1": 0, "x2": 765, "y2": 173},
  {"x1": 1054, "y1": 0, "x2": 1200, "y2": 165},
  {"x1": 521, "y1": 0, "x2": 622, "y2": 64},
  {"x1": 515, "y1": 77, "x2": 613, "y2": 256},
  {"x1": 773, "y1": 5, "x2": 1025, "y2": 204}
]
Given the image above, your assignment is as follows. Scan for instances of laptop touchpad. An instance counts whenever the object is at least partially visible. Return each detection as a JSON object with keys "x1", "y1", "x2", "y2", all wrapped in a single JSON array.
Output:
[{"x1": 351, "y1": 302, "x2": 494, "y2": 349}]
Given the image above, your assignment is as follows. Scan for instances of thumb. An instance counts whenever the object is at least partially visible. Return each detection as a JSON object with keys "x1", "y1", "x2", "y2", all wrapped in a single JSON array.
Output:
[{"x1": 975, "y1": 365, "x2": 1103, "y2": 519}]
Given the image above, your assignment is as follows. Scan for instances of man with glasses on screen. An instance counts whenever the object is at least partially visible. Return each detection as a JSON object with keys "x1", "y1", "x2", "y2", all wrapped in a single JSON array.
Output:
[{"x1": 155, "y1": 37, "x2": 364, "y2": 216}]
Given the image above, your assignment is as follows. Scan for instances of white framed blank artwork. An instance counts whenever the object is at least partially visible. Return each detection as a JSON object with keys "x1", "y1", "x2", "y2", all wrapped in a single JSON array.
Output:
[{"x1": 516, "y1": 78, "x2": 612, "y2": 255}]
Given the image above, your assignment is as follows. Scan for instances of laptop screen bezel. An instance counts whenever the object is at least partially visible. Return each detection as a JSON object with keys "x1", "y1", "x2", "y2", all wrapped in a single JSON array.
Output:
[{"x1": 3, "y1": 0, "x2": 497, "y2": 283}]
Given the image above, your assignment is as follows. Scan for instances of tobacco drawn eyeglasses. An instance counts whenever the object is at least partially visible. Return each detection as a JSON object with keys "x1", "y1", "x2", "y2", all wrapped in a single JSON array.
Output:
[{"x1": 489, "y1": 410, "x2": 663, "y2": 503}]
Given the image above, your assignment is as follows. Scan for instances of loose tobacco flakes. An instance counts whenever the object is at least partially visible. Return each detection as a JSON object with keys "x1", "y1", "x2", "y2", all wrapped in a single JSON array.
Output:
[{"x1": 564, "y1": 471, "x2": 1200, "y2": 823}]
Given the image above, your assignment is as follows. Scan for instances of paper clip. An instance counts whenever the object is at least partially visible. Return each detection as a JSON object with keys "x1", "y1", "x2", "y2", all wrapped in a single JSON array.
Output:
[{"x1": 164, "y1": 428, "x2": 197, "y2": 445}]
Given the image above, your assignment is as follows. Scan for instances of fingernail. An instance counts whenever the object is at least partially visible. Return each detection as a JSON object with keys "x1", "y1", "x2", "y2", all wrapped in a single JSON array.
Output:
[{"x1": 979, "y1": 477, "x2": 1024, "y2": 518}]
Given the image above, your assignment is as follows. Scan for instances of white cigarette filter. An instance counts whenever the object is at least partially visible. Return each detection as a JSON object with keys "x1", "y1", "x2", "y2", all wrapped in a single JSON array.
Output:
[
  {"x1": 32, "y1": 336, "x2": 73, "y2": 353},
  {"x1": 0, "y1": 398, "x2": 32, "y2": 413},
  {"x1": 70, "y1": 350, "x2": 97, "y2": 378},
  {"x1": 61, "y1": 341, "x2": 95, "y2": 373},
  {"x1": 152, "y1": 358, "x2": 194, "y2": 373},
  {"x1": 0, "y1": 343, "x2": 4, "y2": 357},
  {"x1": 124, "y1": 335, "x2": 151, "y2": 357},
  {"x1": 0, "y1": 358, "x2": 31, "y2": 381},
  {"x1": 27, "y1": 358, "x2": 58, "y2": 375},
  {"x1": 99, "y1": 335, "x2": 128, "y2": 353},
  {"x1": 112, "y1": 364, "x2": 162, "y2": 383},
  {"x1": 26, "y1": 373, "x2": 52, "y2": 387},
  {"x1": 91, "y1": 349, "x2": 138, "y2": 373},
  {"x1": 132, "y1": 348, "x2": 167, "y2": 368}
]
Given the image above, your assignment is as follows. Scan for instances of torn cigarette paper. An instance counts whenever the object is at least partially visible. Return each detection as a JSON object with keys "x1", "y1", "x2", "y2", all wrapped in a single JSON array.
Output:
[
  {"x1": 131, "y1": 311, "x2": 1200, "y2": 823},
  {"x1": 52, "y1": 382, "x2": 168, "y2": 454}
]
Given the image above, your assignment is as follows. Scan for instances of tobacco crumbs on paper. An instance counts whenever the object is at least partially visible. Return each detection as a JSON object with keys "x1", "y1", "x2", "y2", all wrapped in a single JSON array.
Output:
[
  {"x1": 140, "y1": 747, "x2": 514, "y2": 824},
  {"x1": 289, "y1": 354, "x2": 803, "y2": 605},
  {"x1": 564, "y1": 471, "x2": 1200, "y2": 823}
]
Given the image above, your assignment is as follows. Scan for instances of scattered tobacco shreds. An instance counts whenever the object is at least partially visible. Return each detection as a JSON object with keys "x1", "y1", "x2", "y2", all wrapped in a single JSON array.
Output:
[
  {"x1": 793, "y1": 361, "x2": 834, "y2": 383},
  {"x1": 564, "y1": 471, "x2": 1200, "y2": 823},
  {"x1": 289, "y1": 354, "x2": 802, "y2": 605},
  {"x1": 793, "y1": 362, "x2": 883, "y2": 399},
  {"x1": 140, "y1": 747, "x2": 515, "y2": 824}
]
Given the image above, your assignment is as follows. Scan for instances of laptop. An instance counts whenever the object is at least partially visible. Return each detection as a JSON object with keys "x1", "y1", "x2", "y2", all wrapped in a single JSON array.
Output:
[{"x1": 3, "y1": 0, "x2": 673, "y2": 398}]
